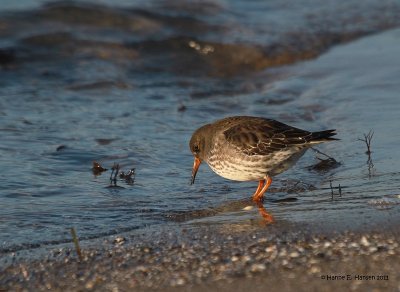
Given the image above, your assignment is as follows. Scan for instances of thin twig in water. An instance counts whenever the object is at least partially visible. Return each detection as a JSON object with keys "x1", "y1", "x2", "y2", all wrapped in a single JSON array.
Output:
[
  {"x1": 358, "y1": 130, "x2": 374, "y2": 155},
  {"x1": 358, "y1": 130, "x2": 374, "y2": 177},
  {"x1": 310, "y1": 147, "x2": 335, "y2": 160},
  {"x1": 110, "y1": 163, "x2": 120, "y2": 186},
  {"x1": 70, "y1": 227, "x2": 83, "y2": 261},
  {"x1": 329, "y1": 181, "x2": 344, "y2": 200}
]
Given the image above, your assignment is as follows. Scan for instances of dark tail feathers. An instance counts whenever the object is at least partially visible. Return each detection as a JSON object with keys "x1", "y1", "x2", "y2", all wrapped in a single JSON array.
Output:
[{"x1": 310, "y1": 129, "x2": 338, "y2": 142}]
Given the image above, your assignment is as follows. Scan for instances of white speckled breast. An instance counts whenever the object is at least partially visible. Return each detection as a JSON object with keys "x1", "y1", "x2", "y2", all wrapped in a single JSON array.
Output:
[{"x1": 205, "y1": 136, "x2": 307, "y2": 181}]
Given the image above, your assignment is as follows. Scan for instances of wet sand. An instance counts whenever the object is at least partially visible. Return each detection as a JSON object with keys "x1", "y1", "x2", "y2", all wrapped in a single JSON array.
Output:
[{"x1": 1, "y1": 224, "x2": 398, "y2": 291}]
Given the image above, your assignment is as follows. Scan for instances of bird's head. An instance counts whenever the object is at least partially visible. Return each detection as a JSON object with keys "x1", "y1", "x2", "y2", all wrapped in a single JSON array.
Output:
[{"x1": 189, "y1": 124, "x2": 213, "y2": 185}]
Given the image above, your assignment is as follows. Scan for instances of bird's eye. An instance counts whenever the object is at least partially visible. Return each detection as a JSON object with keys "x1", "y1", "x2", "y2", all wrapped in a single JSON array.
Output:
[{"x1": 194, "y1": 145, "x2": 200, "y2": 153}]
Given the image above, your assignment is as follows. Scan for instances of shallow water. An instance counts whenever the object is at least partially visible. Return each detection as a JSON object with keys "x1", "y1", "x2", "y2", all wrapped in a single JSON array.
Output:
[{"x1": 1, "y1": 0, "x2": 400, "y2": 254}]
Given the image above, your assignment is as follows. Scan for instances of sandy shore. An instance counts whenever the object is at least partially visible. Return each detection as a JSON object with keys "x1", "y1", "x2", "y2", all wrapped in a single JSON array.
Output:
[{"x1": 1, "y1": 223, "x2": 399, "y2": 291}]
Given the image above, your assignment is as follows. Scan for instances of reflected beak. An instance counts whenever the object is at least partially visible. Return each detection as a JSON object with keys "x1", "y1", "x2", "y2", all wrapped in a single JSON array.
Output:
[{"x1": 191, "y1": 157, "x2": 202, "y2": 185}]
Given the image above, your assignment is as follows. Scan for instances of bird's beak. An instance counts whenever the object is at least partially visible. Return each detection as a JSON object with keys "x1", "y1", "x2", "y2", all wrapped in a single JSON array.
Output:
[{"x1": 191, "y1": 157, "x2": 201, "y2": 185}]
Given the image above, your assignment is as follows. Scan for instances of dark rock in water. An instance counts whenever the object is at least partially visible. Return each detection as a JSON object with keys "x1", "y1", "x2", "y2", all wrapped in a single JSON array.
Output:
[
  {"x1": 56, "y1": 145, "x2": 67, "y2": 151},
  {"x1": 92, "y1": 161, "x2": 107, "y2": 175},
  {"x1": 177, "y1": 103, "x2": 187, "y2": 112},
  {"x1": 0, "y1": 48, "x2": 15, "y2": 66}
]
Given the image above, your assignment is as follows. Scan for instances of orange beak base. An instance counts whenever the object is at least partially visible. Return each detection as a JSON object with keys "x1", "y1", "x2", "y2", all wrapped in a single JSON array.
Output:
[{"x1": 191, "y1": 157, "x2": 201, "y2": 185}]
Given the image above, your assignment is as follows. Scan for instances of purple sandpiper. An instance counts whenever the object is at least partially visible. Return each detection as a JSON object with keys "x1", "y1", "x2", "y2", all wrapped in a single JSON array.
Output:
[{"x1": 189, "y1": 116, "x2": 337, "y2": 205}]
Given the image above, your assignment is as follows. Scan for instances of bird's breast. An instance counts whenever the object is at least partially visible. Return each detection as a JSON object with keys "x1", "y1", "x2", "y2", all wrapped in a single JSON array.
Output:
[
  {"x1": 206, "y1": 144, "x2": 272, "y2": 181},
  {"x1": 205, "y1": 141, "x2": 307, "y2": 181}
]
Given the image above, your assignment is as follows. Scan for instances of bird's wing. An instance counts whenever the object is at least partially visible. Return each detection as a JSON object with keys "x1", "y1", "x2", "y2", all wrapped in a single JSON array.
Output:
[{"x1": 223, "y1": 119, "x2": 313, "y2": 156}]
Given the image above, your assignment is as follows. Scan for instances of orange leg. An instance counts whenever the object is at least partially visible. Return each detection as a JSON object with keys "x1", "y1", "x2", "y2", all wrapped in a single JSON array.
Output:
[
  {"x1": 252, "y1": 176, "x2": 274, "y2": 223},
  {"x1": 252, "y1": 180, "x2": 264, "y2": 199},
  {"x1": 252, "y1": 176, "x2": 272, "y2": 202}
]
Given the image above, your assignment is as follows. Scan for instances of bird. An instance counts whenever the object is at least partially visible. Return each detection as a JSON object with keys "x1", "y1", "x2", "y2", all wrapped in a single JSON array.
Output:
[{"x1": 189, "y1": 116, "x2": 337, "y2": 204}]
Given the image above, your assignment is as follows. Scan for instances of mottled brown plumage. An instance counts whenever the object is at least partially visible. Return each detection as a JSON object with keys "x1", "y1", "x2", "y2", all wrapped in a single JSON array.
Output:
[{"x1": 189, "y1": 116, "x2": 337, "y2": 203}]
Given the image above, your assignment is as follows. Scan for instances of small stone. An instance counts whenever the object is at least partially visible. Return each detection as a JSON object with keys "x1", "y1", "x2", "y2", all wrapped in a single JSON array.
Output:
[
  {"x1": 265, "y1": 245, "x2": 276, "y2": 253},
  {"x1": 349, "y1": 242, "x2": 359, "y2": 248},
  {"x1": 114, "y1": 237, "x2": 126, "y2": 245},
  {"x1": 323, "y1": 242, "x2": 331, "y2": 248},
  {"x1": 290, "y1": 251, "x2": 300, "y2": 258},
  {"x1": 310, "y1": 266, "x2": 321, "y2": 274},
  {"x1": 176, "y1": 278, "x2": 185, "y2": 286},
  {"x1": 250, "y1": 263, "x2": 266, "y2": 272},
  {"x1": 309, "y1": 258, "x2": 319, "y2": 265},
  {"x1": 279, "y1": 249, "x2": 287, "y2": 257},
  {"x1": 85, "y1": 281, "x2": 94, "y2": 289},
  {"x1": 297, "y1": 247, "x2": 305, "y2": 253},
  {"x1": 231, "y1": 256, "x2": 239, "y2": 262},
  {"x1": 20, "y1": 265, "x2": 29, "y2": 280},
  {"x1": 360, "y1": 236, "x2": 370, "y2": 247},
  {"x1": 257, "y1": 238, "x2": 268, "y2": 244},
  {"x1": 211, "y1": 247, "x2": 221, "y2": 254},
  {"x1": 135, "y1": 265, "x2": 148, "y2": 273}
]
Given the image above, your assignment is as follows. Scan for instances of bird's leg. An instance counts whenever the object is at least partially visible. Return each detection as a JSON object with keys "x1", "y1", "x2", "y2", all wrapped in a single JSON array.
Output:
[
  {"x1": 252, "y1": 180, "x2": 264, "y2": 199},
  {"x1": 252, "y1": 176, "x2": 274, "y2": 222},
  {"x1": 252, "y1": 176, "x2": 272, "y2": 202}
]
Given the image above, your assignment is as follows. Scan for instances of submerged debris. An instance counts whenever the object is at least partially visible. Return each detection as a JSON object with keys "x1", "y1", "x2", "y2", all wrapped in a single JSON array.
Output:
[
  {"x1": 92, "y1": 161, "x2": 136, "y2": 186},
  {"x1": 308, "y1": 148, "x2": 341, "y2": 172},
  {"x1": 177, "y1": 103, "x2": 187, "y2": 112},
  {"x1": 308, "y1": 157, "x2": 341, "y2": 172},
  {"x1": 119, "y1": 168, "x2": 136, "y2": 185},
  {"x1": 329, "y1": 180, "x2": 343, "y2": 200},
  {"x1": 107, "y1": 163, "x2": 136, "y2": 187},
  {"x1": 109, "y1": 163, "x2": 120, "y2": 186},
  {"x1": 286, "y1": 180, "x2": 317, "y2": 193},
  {"x1": 56, "y1": 145, "x2": 67, "y2": 151}
]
